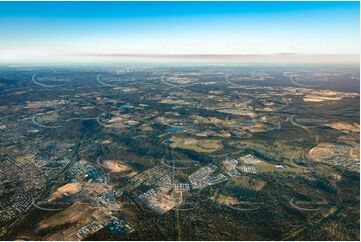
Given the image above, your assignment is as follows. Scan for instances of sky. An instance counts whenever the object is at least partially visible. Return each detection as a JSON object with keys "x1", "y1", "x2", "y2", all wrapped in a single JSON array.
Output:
[{"x1": 0, "y1": 1, "x2": 359, "y2": 63}]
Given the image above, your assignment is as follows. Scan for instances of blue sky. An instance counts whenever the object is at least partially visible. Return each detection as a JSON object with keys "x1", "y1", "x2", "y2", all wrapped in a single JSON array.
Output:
[{"x1": 0, "y1": 1, "x2": 359, "y2": 62}]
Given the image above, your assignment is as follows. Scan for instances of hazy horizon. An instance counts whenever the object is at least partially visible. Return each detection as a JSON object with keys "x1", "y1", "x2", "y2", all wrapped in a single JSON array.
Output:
[{"x1": 0, "y1": 1, "x2": 360, "y2": 64}]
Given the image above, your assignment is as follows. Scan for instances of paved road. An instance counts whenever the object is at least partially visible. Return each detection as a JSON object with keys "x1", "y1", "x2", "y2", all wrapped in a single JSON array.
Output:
[
  {"x1": 283, "y1": 187, "x2": 344, "y2": 241},
  {"x1": 289, "y1": 115, "x2": 319, "y2": 163}
]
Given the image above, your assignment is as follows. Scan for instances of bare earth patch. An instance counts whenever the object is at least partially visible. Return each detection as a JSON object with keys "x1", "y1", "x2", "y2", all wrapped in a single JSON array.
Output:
[
  {"x1": 308, "y1": 143, "x2": 335, "y2": 162},
  {"x1": 48, "y1": 182, "x2": 82, "y2": 202},
  {"x1": 303, "y1": 96, "x2": 342, "y2": 102},
  {"x1": 37, "y1": 202, "x2": 94, "y2": 231},
  {"x1": 103, "y1": 160, "x2": 130, "y2": 173},
  {"x1": 326, "y1": 122, "x2": 360, "y2": 133}
]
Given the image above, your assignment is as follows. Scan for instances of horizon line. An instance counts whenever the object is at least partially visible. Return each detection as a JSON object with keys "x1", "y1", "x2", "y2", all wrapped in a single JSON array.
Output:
[{"x1": 1, "y1": 53, "x2": 359, "y2": 65}]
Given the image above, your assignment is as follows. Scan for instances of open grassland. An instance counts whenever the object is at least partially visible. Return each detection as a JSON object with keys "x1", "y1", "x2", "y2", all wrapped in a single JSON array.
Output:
[{"x1": 170, "y1": 136, "x2": 223, "y2": 153}]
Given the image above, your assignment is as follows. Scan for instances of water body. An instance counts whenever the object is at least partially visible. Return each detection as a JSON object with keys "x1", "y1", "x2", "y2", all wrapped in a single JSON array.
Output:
[
  {"x1": 168, "y1": 126, "x2": 184, "y2": 133},
  {"x1": 243, "y1": 119, "x2": 254, "y2": 125},
  {"x1": 120, "y1": 105, "x2": 131, "y2": 109}
]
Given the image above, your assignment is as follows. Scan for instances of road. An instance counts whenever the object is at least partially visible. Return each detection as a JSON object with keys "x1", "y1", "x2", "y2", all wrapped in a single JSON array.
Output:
[
  {"x1": 282, "y1": 186, "x2": 344, "y2": 240},
  {"x1": 289, "y1": 115, "x2": 320, "y2": 162},
  {"x1": 3, "y1": 139, "x2": 82, "y2": 239}
]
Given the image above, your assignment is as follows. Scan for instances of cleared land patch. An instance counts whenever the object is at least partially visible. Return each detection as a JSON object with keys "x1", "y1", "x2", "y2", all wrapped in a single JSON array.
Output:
[{"x1": 170, "y1": 136, "x2": 223, "y2": 153}]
